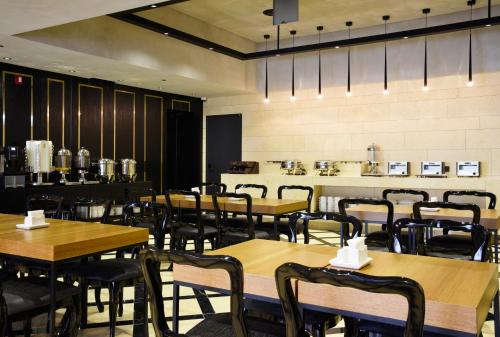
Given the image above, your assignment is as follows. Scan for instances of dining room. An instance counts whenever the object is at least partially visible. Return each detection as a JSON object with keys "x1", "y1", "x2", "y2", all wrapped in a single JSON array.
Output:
[{"x1": 0, "y1": 1, "x2": 500, "y2": 337}]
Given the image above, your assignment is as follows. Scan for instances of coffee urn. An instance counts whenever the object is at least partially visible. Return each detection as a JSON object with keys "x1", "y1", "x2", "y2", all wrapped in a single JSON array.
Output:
[
  {"x1": 97, "y1": 158, "x2": 116, "y2": 183},
  {"x1": 120, "y1": 158, "x2": 137, "y2": 182}
]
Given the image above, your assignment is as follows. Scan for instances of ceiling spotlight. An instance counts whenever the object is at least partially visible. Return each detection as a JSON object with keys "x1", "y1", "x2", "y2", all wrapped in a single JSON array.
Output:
[
  {"x1": 69, "y1": 69, "x2": 77, "y2": 73},
  {"x1": 2, "y1": 57, "x2": 12, "y2": 60},
  {"x1": 346, "y1": 91, "x2": 352, "y2": 97},
  {"x1": 276, "y1": 54, "x2": 281, "y2": 57},
  {"x1": 403, "y1": 36, "x2": 409, "y2": 39},
  {"x1": 151, "y1": 4, "x2": 157, "y2": 8},
  {"x1": 209, "y1": 47, "x2": 214, "y2": 50},
  {"x1": 162, "y1": 79, "x2": 167, "y2": 81},
  {"x1": 383, "y1": 89, "x2": 390, "y2": 95},
  {"x1": 117, "y1": 79, "x2": 124, "y2": 82},
  {"x1": 290, "y1": 95, "x2": 297, "y2": 101},
  {"x1": 422, "y1": 85, "x2": 429, "y2": 92},
  {"x1": 163, "y1": 32, "x2": 169, "y2": 35},
  {"x1": 335, "y1": 46, "x2": 340, "y2": 49},
  {"x1": 264, "y1": 97, "x2": 270, "y2": 104},
  {"x1": 467, "y1": 80, "x2": 474, "y2": 87},
  {"x1": 317, "y1": 26, "x2": 323, "y2": 99},
  {"x1": 486, "y1": 24, "x2": 492, "y2": 27},
  {"x1": 467, "y1": 0, "x2": 475, "y2": 87}
]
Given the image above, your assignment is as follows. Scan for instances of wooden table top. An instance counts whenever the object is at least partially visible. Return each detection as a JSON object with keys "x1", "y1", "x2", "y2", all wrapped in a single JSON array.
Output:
[
  {"x1": 141, "y1": 195, "x2": 308, "y2": 216},
  {"x1": 0, "y1": 214, "x2": 149, "y2": 262},
  {"x1": 346, "y1": 204, "x2": 500, "y2": 229},
  {"x1": 173, "y1": 239, "x2": 498, "y2": 335}
]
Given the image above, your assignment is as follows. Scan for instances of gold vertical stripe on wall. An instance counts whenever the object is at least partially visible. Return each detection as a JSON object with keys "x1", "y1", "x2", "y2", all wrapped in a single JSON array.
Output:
[
  {"x1": 46, "y1": 79, "x2": 65, "y2": 145},
  {"x1": 144, "y1": 94, "x2": 164, "y2": 191},
  {"x1": 1, "y1": 71, "x2": 34, "y2": 146},
  {"x1": 171, "y1": 99, "x2": 191, "y2": 112},
  {"x1": 113, "y1": 90, "x2": 136, "y2": 160},
  {"x1": 77, "y1": 84, "x2": 103, "y2": 156}
]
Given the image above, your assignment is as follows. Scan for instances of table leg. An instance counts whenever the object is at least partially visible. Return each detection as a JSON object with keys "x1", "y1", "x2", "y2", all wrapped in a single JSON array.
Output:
[
  {"x1": 274, "y1": 216, "x2": 279, "y2": 241},
  {"x1": 173, "y1": 283, "x2": 180, "y2": 333},
  {"x1": 133, "y1": 281, "x2": 148, "y2": 337},
  {"x1": 494, "y1": 289, "x2": 500, "y2": 337},
  {"x1": 49, "y1": 262, "x2": 56, "y2": 337}
]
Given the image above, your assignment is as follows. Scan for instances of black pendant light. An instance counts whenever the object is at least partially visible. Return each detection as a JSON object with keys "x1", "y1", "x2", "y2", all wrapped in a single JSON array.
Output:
[
  {"x1": 346, "y1": 21, "x2": 353, "y2": 96},
  {"x1": 422, "y1": 8, "x2": 430, "y2": 91},
  {"x1": 317, "y1": 26, "x2": 323, "y2": 99},
  {"x1": 290, "y1": 30, "x2": 297, "y2": 101},
  {"x1": 264, "y1": 34, "x2": 270, "y2": 103},
  {"x1": 467, "y1": 0, "x2": 475, "y2": 87},
  {"x1": 383, "y1": 15, "x2": 390, "y2": 95}
]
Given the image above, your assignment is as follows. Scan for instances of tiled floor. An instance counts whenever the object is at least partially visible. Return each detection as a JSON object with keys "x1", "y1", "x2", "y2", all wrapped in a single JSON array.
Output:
[{"x1": 26, "y1": 230, "x2": 496, "y2": 336}]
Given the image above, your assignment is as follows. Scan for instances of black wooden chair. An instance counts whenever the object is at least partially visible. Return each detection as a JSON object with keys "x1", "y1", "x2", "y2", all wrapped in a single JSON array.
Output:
[
  {"x1": 339, "y1": 198, "x2": 394, "y2": 251},
  {"x1": 200, "y1": 182, "x2": 227, "y2": 195},
  {"x1": 139, "y1": 249, "x2": 285, "y2": 337},
  {"x1": 413, "y1": 201, "x2": 483, "y2": 258},
  {"x1": 443, "y1": 190, "x2": 496, "y2": 209},
  {"x1": 287, "y1": 211, "x2": 363, "y2": 245},
  {"x1": 124, "y1": 201, "x2": 168, "y2": 249},
  {"x1": 233, "y1": 184, "x2": 268, "y2": 226},
  {"x1": 0, "y1": 271, "x2": 80, "y2": 337},
  {"x1": 26, "y1": 194, "x2": 64, "y2": 219},
  {"x1": 166, "y1": 190, "x2": 220, "y2": 253},
  {"x1": 214, "y1": 192, "x2": 271, "y2": 246},
  {"x1": 383, "y1": 189, "x2": 429, "y2": 203},
  {"x1": 262, "y1": 185, "x2": 314, "y2": 243},
  {"x1": 275, "y1": 262, "x2": 425, "y2": 337}
]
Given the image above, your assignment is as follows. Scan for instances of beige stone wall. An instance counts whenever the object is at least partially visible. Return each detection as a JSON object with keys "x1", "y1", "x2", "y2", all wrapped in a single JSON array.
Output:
[{"x1": 204, "y1": 20, "x2": 500, "y2": 178}]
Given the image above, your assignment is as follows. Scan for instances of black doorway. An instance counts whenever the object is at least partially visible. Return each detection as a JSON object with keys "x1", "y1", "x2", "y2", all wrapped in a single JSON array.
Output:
[
  {"x1": 166, "y1": 109, "x2": 203, "y2": 190},
  {"x1": 206, "y1": 114, "x2": 242, "y2": 184}
]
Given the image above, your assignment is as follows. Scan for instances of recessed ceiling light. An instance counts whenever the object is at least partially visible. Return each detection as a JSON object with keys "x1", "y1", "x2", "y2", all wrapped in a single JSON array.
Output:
[
  {"x1": 69, "y1": 70, "x2": 77, "y2": 73},
  {"x1": 486, "y1": 24, "x2": 492, "y2": 27},
  {"x1": 403, "y1": 36, "x2": 409, "y2": 39},
  {"x1": 117, "y1": 79, "x2": 124, "y2": 82},
  {"x1": 0, "y1": 45, "x2": 4, "y2": 48},
  {"x1": 335, "y1": 46, "x2": 340, "y2": 49},
  {"x1": 163, "y1": 32, "x2": 169, "y2": 35},
  {"x1": 161, "y1": 79, "x2": 167, "y2": 82},
  {"x1": 158, "y1": 86, "x2": 163, "y2": 89},
  {"x1": 2, "y1": 57, "x2": 12, "y2": 60},
  {"x1": 276, "y1": 54, "x2": 281, "y2": 57},
  {"x1": 209, "y1": 47, "x2": 214, "y2": 50},
  {"x1": 151, "y1": 4, "x2": 157, "y2": 8}
]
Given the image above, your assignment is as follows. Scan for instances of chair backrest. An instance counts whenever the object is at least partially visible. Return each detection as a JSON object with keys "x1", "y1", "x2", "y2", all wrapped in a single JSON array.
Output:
[
  {"x1": 212, "y1": 192, "x2": 255, "y2": 239},
  {"x1": 382, "y1": 189, "x2": 429, "y2": 202},
  {"x1": 392, "y1": 219, "x2": 491, "y2": 261},
  {"x1": 201, "y1": 182, "x2": 227, "y2": 195},
  {"x1": 26, "y1": 194, "x2": 64, "y2": 219},
  {"x1": 139, "y1": 249, "x2": 248, "y2": 337},
  {"x1": 413, "y1": 201, "x2": 481, "y2": 224},
  {"x1": 277, "y1": 185, "x2": 314, "y2": 212},
  {"x1": 288, "y1": 211, "x2": 362, "y2": 245},
  {"x1": 275, "y1": 263, "x2": 425, "y2": 337},
  {"x1": 443, "y1": 190, "x2": 496, "y2": 209},
  {"x1": 338, "y1": 198, "x2": 394, "y2": 232},
  {"x1": 123, "y1": 201, "x2": 165, "y2": 227},
  {"x1": 235, "y1": 184, "x2": 267, "y2": 198},
  {"x1": 165, "y1": 190, "x2": 203, "y2": 235}
]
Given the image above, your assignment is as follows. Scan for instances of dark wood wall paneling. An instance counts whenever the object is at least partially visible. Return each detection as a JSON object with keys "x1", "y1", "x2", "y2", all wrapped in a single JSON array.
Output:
[{"x1": 0, "y1": 62, "x2": 203, "y2": 193}]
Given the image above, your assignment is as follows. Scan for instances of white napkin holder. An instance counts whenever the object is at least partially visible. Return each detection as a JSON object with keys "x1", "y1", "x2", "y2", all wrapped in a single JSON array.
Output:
[
  {"x1": 16, "y1": 210, "x2": 49, "y2": 230},
  {"x1": 330, "y1": 237, "x2": 372, "y2": 269}
]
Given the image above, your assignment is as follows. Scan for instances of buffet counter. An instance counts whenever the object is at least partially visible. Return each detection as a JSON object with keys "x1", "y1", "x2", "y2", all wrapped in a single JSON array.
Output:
[
  {"x1": 221, "y1": 174, "x2": 500, "y2": 210},
  {"x1": 0, "y1": 181, "x2": 153, "y2": 214}
]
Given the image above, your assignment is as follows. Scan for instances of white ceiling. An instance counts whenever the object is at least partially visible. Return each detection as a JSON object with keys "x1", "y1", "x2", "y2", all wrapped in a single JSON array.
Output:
[
  {"x1": 0, "y1": 0, "x2": 159, "y2": 35},
  {"x1": 169, "y1": 0, "x2": 500, "y2": 42}
]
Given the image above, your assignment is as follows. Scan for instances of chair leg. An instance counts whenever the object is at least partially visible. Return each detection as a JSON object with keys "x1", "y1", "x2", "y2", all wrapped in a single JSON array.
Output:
[
  {"x1": 95, "y1": 287, "x2": 105, "y2": 313},
  {"x1": 118, "y1": 288, "x2": 124, "y2": 317},
  {"x1": 79, "y1": 278, "x2": 89, "y2": 328},
  {"x1": 108, "y1": 282, "x2": 121, "y2": 337},
  {"x1": 58, "y1": 294, "x2": 82, "y2": 337},
  {"x1": 304, "y1": 224, "x2": 310, "y2": 244}
]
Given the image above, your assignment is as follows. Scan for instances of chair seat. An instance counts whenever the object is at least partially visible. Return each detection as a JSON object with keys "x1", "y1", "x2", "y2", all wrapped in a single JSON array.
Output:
[
  {"x1": 176, "y1": 224, "x2": 219, "y2": 237},
  {"x1": 187, "y1": 312, "x2": 285, "y2": 337},
  {"x1": 64, "y1": 258, "x2": 142, "y2": 283},
  {"x1": 426, "y1": 234, "x2": 472, "y2": 255},
  {"x1": 365, "y1": 230, "x2": 389, "y2": 247},
  {"x1": 3, "y1": 277, "x2": 80, "y2": 316},
  {"x1": 222, "y1": 227, "x2": 271, "y2": 241}
]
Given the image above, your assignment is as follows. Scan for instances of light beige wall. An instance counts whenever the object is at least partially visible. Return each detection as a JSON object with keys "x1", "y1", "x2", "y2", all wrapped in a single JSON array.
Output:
[{"x1": 204, "y1": 20, "x2": 500, "y2": 178}]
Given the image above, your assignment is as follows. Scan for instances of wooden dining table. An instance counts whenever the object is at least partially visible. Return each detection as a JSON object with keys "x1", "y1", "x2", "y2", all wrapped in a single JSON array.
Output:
[
  {"x1": 173, "y1": 239, "x2": 499, "y2": 337},
  {"x1": 0, "y1": 213, "x2": 149, "y2": 337},
  {"x1": 141, "y1": 194, "x2": 309, "y2": 239},
  {"x1": 345, "y1": 204, "x2": 500, "y2": 262}
]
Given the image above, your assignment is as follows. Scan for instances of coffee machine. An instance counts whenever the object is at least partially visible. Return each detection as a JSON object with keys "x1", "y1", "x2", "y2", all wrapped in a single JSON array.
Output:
[{"x1": 0, "y1": 146, "x2": 27, "y2": 189}]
